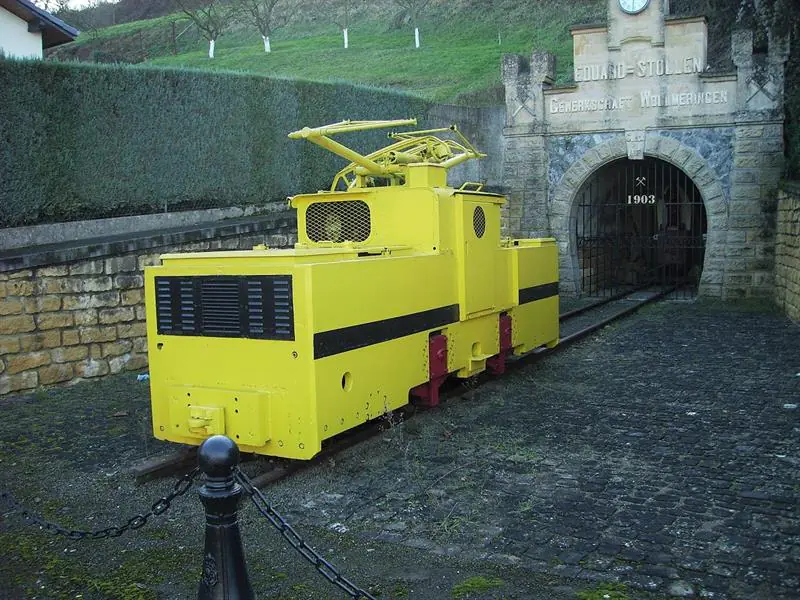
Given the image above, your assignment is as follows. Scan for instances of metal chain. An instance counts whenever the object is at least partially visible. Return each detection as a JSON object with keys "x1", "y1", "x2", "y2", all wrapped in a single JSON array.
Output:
[
  {"x1": 234, "y1": 468, "x2": 377, "y2": 600},
  {"x1": 0, "y1": 468, "x2": 199, "y2": 540}
]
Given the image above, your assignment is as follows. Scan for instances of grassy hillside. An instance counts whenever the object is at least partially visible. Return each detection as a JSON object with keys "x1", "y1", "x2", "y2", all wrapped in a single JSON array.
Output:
[{"x1": 49, "y1": 1, "x2": 606, "y2": 104}]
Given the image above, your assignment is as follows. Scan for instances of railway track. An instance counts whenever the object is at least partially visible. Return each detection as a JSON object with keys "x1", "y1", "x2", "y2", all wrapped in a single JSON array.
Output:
[
  {"x1": 549, "y1": 284, "x2": 674, "y2": 349},
  {"x1": 132, "y1": 285, "x2": 673, "y2": 484}
]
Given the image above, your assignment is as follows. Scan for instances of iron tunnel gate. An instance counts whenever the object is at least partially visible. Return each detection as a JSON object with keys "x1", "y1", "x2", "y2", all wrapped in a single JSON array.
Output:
[{"x1": 574, "y1": 157, "x2": 707, "y2": 299}]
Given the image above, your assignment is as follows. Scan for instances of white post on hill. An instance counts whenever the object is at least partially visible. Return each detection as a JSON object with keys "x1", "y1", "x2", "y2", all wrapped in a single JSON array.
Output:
[
  {"x1": 343, "y1": 27, "x2": 349, "y2": 49},
  {"x1": 263, "y1": 35, "x2": 271, "y2": 52},
  {"x1": 209, "y1": 39, "x2": 215, "y2": 58},
  {"x1": 414, "y1": 26, "x2": 420, "y2": 48}
]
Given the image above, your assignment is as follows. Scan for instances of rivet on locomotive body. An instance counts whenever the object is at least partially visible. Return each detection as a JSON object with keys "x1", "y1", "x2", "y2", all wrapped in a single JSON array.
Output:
[{"x1": 292, "y1": 351, "x2": 298, "y2": 359}]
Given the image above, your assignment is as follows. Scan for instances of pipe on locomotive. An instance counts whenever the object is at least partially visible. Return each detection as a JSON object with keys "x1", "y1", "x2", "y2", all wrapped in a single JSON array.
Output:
[{"x1": 288, "y1": 119, "x2": 418, "y2": 177}]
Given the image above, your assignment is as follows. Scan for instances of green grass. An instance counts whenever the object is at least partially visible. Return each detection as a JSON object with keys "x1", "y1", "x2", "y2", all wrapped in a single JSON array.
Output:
[
  {"x1": 451, "y1": 575, "x2": 505, "y2": 598},
  {"x1": 149, "y1": 19, "x2": 579, "y2": 102},
  {"x1": 55, "y1": 4, "x2": 604, "y2": 104}
]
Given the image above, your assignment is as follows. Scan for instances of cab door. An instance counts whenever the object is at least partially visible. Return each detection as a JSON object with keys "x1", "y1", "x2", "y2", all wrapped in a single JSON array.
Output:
[{"x1": 461, "y1": 198, "x2": 500, "y2": 316}]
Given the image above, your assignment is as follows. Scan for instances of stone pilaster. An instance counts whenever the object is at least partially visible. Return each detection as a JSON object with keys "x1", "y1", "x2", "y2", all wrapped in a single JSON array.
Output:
[
  {"x1": 501, "y1": 50, "x2": 555, "y2": 133},
  {"x1": 725, "y1": 121, "x2": 783, "y2": 298},
  {"x1": 502, "y1": 54, "x2": 531, "y2": 130},
  {"x1": 727, "y1": 26, "x2": 789, "y2": 298},
  {"x1": 502, "y1": 135, "x2": 550, "y2": 238},
  {"x1": 501, "y1": 50, "x2": 555, "y2": 239},
  {"x1": 732, "y1": 27, "x2": 790, "y2": 115}
]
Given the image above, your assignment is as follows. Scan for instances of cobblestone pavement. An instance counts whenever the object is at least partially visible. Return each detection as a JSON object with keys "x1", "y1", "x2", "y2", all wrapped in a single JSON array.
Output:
[
  {"x1": 1, "y1": 299, "x2": 798, "y2": 599},
  {"x1": 264, "y1": 300, "x2": 800, "y2": 599}
]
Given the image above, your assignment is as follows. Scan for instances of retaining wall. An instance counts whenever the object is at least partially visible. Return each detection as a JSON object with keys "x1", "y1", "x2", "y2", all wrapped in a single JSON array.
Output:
[
  {"x1": 775, "y1": 182, "x2": 800, "y2": 322},
  {"x1": 0, "y1": 212, "x2": 296, "y2": 397}
]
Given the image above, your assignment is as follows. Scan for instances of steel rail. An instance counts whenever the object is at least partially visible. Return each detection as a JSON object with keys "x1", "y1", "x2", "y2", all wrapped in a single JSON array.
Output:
[
  {"x1": 556, "y1": 286, "x2": 676, "y2": 348},
  {"x1": 558, "y1": 282, "x2": 654, "y2": 321}
]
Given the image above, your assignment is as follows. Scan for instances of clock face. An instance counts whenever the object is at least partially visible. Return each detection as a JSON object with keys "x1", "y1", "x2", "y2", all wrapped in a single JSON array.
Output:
[{"x1": 619, "y1": 0, "x2": 650, "y2": 14}]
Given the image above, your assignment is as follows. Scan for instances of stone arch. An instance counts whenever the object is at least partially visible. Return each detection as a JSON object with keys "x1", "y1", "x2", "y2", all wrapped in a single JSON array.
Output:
[{"x1": 549, "y1": 133, "x2": 728, "y2": 296}]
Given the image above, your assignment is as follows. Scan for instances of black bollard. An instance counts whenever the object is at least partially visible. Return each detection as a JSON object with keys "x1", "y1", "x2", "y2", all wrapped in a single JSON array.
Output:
[{"x1": 197, "y1": 435, "x2": 256, "y2": 600}]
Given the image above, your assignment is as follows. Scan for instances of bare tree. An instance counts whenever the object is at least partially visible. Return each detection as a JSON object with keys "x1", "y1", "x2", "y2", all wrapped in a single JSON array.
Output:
[
  {"x1": 32, "y1": 0, "x2": 70, "y2": 13},
  {"x1": 393, "y1": 0, "x2": 432, "y2": 49},
  {"x1": 329, "y1": 0, "x2": 351, "y2": 49},
  {"x1": 173, "y1": 0, "x2": 235, "y2": 59},
  {"x1": 38, "y1": 0, "x2": 71, "y2": 13},
  {"x1": 56, "y1": 0, "x2": 112, "y2": 40},
  {"x1": 35, "y1": 0, "x2": 105, "y2": 37},
  {"x1": 235, "y1": 0, "x2": 288, "y2": 53}
]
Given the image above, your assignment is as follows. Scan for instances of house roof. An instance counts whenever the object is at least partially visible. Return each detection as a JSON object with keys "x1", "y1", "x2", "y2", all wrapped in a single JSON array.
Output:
[{"x1": 0, "y1": 0, "x2": 79, "y2": 48}]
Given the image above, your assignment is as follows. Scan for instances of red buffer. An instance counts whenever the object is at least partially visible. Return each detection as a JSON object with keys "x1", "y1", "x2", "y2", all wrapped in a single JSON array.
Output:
[
  {"x1": 486, "y1": 313, "x2": 513, "y2": 376},
  {"x1": 410, "y1": 334, "x2": 449, "y2": 407}
]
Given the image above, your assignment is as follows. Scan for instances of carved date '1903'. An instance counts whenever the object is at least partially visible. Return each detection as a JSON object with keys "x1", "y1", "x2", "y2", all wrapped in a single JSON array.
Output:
[{"x1": 627, "y1": 194, "x2": 657, "y2": 205}]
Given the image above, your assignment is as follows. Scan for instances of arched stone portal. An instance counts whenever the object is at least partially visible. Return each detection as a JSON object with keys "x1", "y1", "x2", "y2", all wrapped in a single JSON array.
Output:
[
  {"x1": 550, "y1": 135, "x2": 727, "y2": 296},
  {"x1": 500, "y1": 0, "x2": 789, "y2": 299},
  {"x1": 571, "y1": 157, "x2": 707, "y2": 296}
]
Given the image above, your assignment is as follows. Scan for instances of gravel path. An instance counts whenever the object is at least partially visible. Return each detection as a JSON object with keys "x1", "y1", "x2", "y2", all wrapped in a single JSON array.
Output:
[{"x1": 1, "y1": 298, "x2": 797, "y2": 600}]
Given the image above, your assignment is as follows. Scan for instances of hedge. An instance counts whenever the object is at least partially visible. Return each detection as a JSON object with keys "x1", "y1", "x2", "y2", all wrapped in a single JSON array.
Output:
[{"x1": 0, "y1": 60, "x2": 431, "y2": 227}]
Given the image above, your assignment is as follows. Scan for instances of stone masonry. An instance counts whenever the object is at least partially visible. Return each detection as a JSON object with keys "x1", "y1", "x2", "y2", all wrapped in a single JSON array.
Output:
[
  {"x1": 501, "y1": 0, "x2": 790, "y2": 299},
  {"x1": 775, "y1": 182, "x2": 800, "y2": 321},
  {"x1": 0, "y1": 213, "x2": 297, "y2": 397}
]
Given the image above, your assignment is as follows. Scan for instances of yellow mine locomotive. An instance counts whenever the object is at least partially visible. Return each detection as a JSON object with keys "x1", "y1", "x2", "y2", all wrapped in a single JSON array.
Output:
[{"x1": 144, "y1": 119, "x2": 559, "y2": 460}]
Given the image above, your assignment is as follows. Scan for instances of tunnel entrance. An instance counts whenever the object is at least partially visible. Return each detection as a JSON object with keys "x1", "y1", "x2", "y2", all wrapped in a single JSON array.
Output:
[{"x1": 573, "y1": 157, "x2": 707, "y2": 298}]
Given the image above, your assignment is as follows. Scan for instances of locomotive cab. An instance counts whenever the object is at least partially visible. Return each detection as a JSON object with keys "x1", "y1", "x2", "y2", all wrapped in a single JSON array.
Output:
[{"x1": 145, "y1": 120, "x2": 559, "y2": 460}]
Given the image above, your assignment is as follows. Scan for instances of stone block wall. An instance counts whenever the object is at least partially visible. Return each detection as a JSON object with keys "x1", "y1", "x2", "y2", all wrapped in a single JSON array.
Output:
[
  {"x1": 0, "y1": 214, "x2": 296, "y2": 397},
  {"x1": 725, "y1": 122, "x2": 784, "y2": 298},
  {"x1": 775, "y1": 182, "x2": 800, "y2": 322}
]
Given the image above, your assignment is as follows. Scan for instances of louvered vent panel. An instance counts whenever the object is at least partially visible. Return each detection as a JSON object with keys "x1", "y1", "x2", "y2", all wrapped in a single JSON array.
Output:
[
  {"x1": 247, "y1": 279, "x2": 266, "y2": 336},
  {"x1": 306, "y1": 201, "x2": 370, "y2": 243},
  {"x1": 177, "y1": 279, "x2": 196, "y2": 332},
  {"x1": 200, "y1": 279, "x2": 242, "y2": 335},
  {"x1": 155, "y1": 276, "x2": 293, "y2": 340},
  {"x1": 155, "y1": 278, "x2": 176, "y2": 332},
  {"x1": 272, "y1": 277, "x2": 293, "y2": 338}
]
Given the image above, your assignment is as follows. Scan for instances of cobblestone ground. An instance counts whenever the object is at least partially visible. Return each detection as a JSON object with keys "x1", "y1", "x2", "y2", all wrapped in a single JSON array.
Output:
[
  {"x1": 266, "y1": 299, "x2": 800, "y2": 599},
  {"x1": 0, "y1": 299, "x2": 798, "y2": 599}
]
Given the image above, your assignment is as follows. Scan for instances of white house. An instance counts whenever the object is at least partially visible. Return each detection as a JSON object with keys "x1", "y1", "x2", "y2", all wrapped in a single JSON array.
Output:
[{"x1": 0, "y1": 0, "x2": 78, "y2": 59}]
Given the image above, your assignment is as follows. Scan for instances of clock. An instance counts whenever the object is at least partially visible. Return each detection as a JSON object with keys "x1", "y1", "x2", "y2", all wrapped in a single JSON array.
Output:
[{"x1": 619, "y1": 0, "x2": 650, "y2": 14}]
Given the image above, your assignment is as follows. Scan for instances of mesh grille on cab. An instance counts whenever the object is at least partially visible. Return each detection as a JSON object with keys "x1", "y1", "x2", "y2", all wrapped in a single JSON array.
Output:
[{"x1": 306, "y1": 201, "x2": 371, "y2": 243}]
